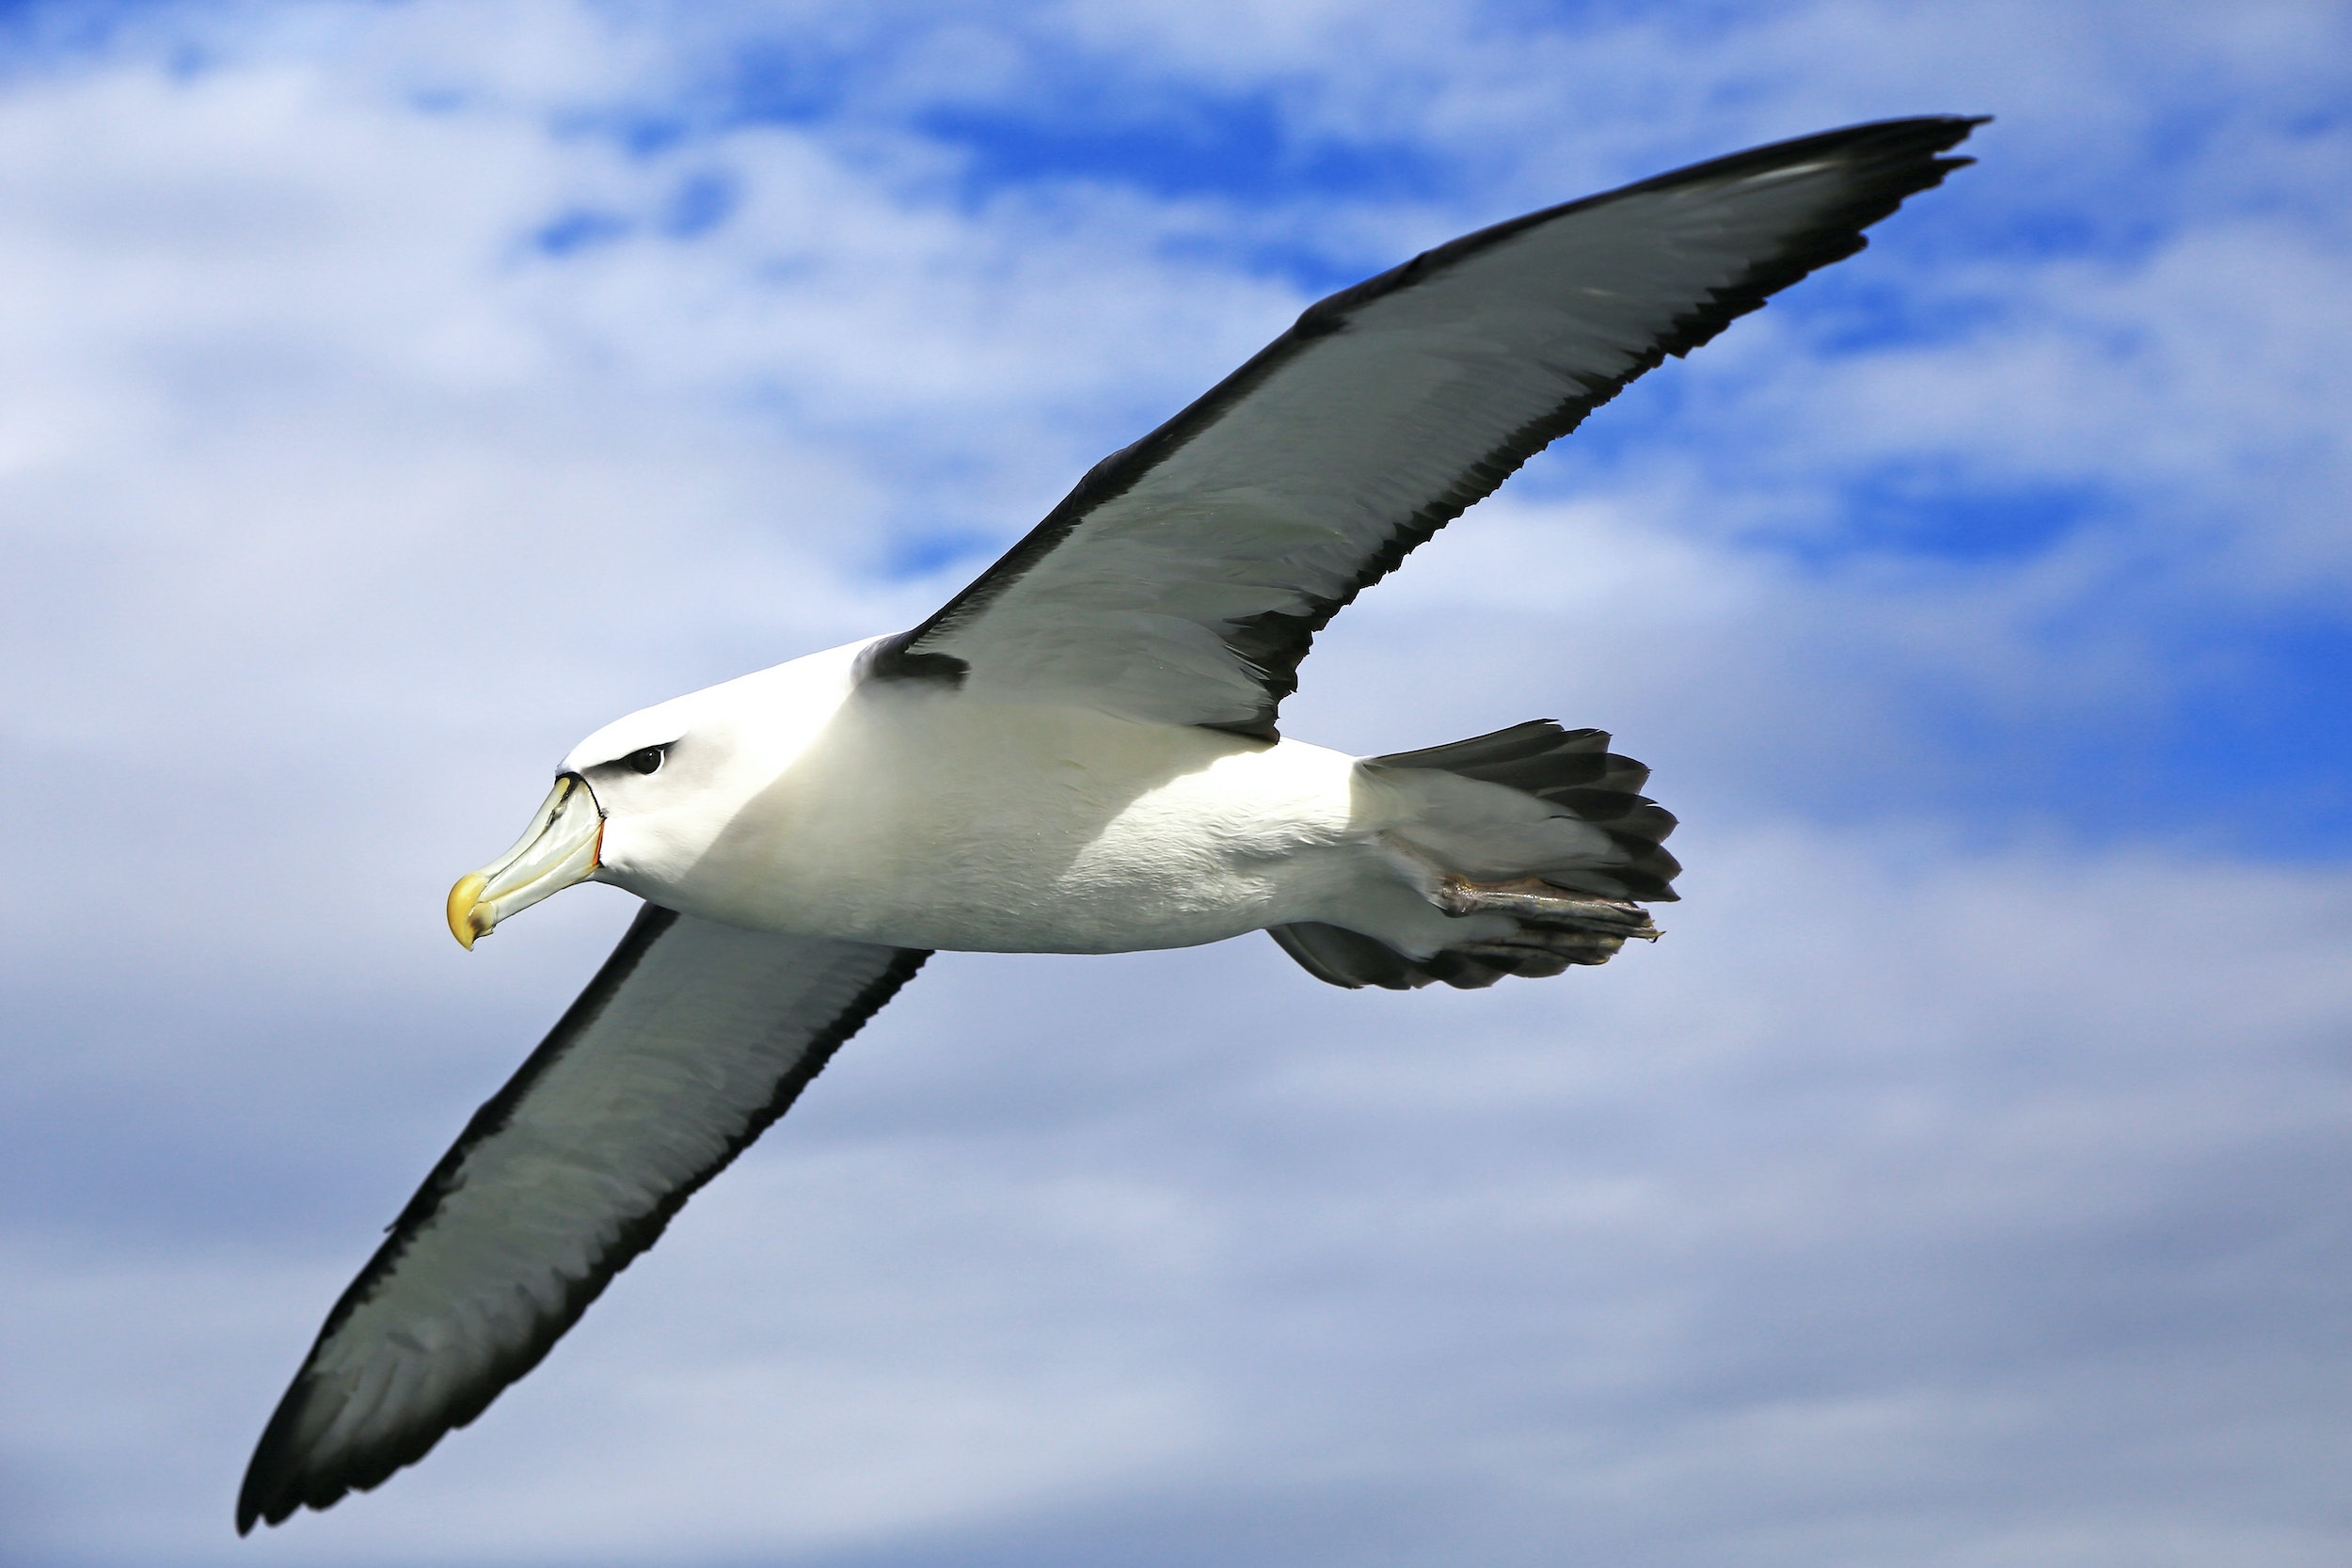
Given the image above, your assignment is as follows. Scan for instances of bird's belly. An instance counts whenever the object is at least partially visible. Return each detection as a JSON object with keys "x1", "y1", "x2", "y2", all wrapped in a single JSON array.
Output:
[
  {"x1": 658, "y1": 697, "x2": 1371, "y2": 953},
  {"x1": 809, "y1": 845, "x2": 1296, "y2": 954}
]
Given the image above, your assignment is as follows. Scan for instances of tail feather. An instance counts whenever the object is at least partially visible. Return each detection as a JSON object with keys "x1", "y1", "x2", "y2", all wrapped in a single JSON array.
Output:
[
  {"x1": 1269, "y1": 920, "x2": 1534, "y2": 990},
  {"x1": 1372, "y1": 720, "x2": 1682, "y2": 903},
  {"x1": 1268, "y1": 921, "x2": 1438, "y2": 990},
  {"x1": 1270, "y1": 720, "x2": 1680, "y2": 990}
]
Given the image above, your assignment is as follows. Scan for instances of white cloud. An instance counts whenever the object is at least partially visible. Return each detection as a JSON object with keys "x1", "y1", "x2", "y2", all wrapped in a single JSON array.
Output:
[
  {"x1": 2, "y1": 2, "x2": 2346, "y2": 1564},
  {"x1": 8, "y1": 838, "x2": 2349, "y2": 1564}
]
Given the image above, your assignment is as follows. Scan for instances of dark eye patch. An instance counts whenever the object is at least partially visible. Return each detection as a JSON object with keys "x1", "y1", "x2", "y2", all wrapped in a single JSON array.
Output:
[{"x1": 624, "y1": 747, "x2": 664, "y2": 775}]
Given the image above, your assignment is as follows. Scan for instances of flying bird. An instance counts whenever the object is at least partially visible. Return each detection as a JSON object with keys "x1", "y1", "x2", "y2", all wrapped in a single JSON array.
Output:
[{"x1": 238, "y1": 115, "x2": 1981, "y2": 1531}]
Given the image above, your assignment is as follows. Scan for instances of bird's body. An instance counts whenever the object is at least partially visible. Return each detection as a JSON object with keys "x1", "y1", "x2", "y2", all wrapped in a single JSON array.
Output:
[
  {"x1": 239, "y1": 115, "x2": 1985, "y2": 1533},
  {"x1": 578, "y1": 638, "x2": 1345, "y2": 953},
  {"x1": 575, "y1": 636, "x2": 1613, "y2": 958}
]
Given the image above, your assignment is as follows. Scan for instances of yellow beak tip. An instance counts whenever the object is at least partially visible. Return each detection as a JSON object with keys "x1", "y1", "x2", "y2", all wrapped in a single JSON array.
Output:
[{"x1": 446, "y1": 873, "x2": 489, "y2": 951}]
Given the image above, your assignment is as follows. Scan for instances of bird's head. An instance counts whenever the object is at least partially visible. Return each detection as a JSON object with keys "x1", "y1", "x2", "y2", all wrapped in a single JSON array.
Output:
[
  {"x1": 443, "y1": 642, "x2": 869, "y2": 948},
  {"x1": 443, "y1": 694, "x2": 701, "y2": 949}
]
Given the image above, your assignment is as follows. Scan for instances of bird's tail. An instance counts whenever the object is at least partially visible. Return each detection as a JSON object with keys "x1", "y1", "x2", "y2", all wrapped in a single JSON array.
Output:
[{"x1": 1268, "y1": 721, "x2": 1679, "y2": 990}]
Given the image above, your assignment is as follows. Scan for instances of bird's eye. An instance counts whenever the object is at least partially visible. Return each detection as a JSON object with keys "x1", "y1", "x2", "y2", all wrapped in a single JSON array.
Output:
[{"x1": 625, "y1": 747, "x2": 664, "y2": 775}]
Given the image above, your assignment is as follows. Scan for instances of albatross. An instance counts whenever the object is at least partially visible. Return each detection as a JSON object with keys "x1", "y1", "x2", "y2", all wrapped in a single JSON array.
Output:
[{"x1": 238, "y1": 116, "x2": 1981, "y2": 1531}]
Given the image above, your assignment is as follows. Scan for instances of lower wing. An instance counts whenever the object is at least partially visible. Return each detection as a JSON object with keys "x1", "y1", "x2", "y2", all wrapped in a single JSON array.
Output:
[{"x1": 237, "y1": 904, "x2": 928, "y2": 1531}]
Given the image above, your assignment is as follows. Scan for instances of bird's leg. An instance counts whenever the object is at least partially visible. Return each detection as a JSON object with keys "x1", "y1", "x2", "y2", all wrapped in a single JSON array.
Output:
[{"x1": 1432, "y1": 875, "x2": 1660, "y2": 968}]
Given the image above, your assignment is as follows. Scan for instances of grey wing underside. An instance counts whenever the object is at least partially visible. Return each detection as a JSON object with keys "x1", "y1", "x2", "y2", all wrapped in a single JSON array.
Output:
[
  {"x1": 869, "y1": 116, "x2": 1982, "y2": 737},
  {"x1": 237, "y1": 906, "x2": 928, "y2": 1532}
]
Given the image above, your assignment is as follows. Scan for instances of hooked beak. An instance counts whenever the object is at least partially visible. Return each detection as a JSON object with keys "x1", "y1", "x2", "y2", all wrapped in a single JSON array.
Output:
[{"x1": 446, "y1": 774, "x2": 604, "y2": 949}]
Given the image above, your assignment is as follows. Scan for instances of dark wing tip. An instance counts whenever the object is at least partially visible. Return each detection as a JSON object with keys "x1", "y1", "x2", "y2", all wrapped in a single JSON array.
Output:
[
  {"x1": 235, "y1": 1357, "x2": 484, "y2": 1531},
  {"x1": 235, "y1": 1351, "x2": 510, "y2": 1532},
  {"x1": 236, "y1": 1393, "x2": 357, "y2": 1534},
  {"x1": 236, "y1": 1377, "x2": 350, "y2": 1533},
  {"x1": 231, "y1": 1175, "x2": 707, "y2": 1531},
  {"x1": 1546, "y1": 114, "x2": 1991, "y2": 363},
  {"x1": 1306, "y1": 114, "x2": 1990, "y2": 337}
]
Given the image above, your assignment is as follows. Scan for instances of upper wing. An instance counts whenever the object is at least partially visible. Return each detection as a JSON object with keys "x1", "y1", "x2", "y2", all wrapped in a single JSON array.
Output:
[
  {"x1": 237, "y1": 905, "x2": 928, "y2": 1531},
  {"x1": 867, "y1": 117, "x2": 1982, "y2": 737}
]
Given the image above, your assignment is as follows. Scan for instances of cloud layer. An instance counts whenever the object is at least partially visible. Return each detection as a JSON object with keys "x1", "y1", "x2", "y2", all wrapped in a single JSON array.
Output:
[{"x1": 2, "y1": 3, "x2": 2346, "y2": 1564}]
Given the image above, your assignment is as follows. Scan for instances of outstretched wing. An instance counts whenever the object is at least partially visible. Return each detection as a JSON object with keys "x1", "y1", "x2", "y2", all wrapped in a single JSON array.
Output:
[
  {"x1": 869, "y1": 117, "x2": 1982, "y2": 737},
  {"x1": 238, "y1": 906, "x2": 928, "y2": 1531}
]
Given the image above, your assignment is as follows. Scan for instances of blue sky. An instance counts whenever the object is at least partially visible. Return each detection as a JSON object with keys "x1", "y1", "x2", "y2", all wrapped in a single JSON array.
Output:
[{"x1": 2, "y1": 2, "x2": 2348, "y2": 1565}]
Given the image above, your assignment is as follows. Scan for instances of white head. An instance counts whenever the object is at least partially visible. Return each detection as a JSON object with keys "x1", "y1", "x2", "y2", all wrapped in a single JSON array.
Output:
[{"x1": 443, "y1": 640, "x2": 869, "y2": 947}]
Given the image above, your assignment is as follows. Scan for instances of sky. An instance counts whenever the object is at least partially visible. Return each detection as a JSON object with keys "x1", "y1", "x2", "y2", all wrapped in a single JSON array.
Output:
[{"x1": 2, "y1": 1, "x2": 2348, "y2": 1563}]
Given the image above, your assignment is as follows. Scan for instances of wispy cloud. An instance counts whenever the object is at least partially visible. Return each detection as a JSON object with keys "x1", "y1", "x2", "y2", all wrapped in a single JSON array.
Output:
[{"x1": 2, "y1": 2, "x2": 2346, "y2": 1564}]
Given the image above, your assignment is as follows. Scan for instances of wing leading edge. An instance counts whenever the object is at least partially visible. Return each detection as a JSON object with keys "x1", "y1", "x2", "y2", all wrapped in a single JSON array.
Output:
[
  {"x1": 870, "y1": 116, "x2": 1983, "y2": 736},
  {"x1": 237, "y1": 907, "x2": 928, "y2": 1531}
]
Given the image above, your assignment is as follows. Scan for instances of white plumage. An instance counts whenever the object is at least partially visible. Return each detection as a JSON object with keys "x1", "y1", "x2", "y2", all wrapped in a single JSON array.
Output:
[
  {"x1": 240, "y1": 116, "x2": 1981, "y2": 1532},
  {"x1": 566, "y1": 638, "x2": 1610, "y2": 957}
]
